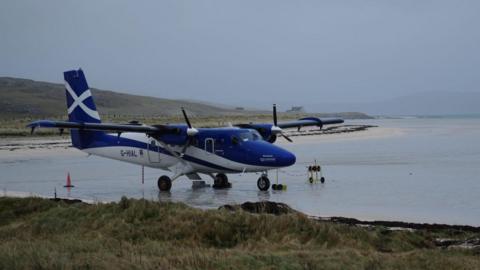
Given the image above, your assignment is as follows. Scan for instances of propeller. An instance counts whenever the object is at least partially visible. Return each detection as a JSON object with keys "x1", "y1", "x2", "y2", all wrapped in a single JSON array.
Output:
[
  {"x1": 180, "y1": 107, "x2": 198, "y2": 154},
  {"x1": 271, "y1": 104, "x2": 293, "y2": 142},
  {"x1": 182, "y1": 107, "x2": 198, "y2": 136}
]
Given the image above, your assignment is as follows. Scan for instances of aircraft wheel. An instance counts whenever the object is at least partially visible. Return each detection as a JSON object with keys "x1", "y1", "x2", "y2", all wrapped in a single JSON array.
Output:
[
  {"x1": 257, "y1": 176, "x2": 270, "y2": 191},
  {"x1": 320, "y1": 177, "x2": 325, "y2": 183},
  {"x1": 213, "y1": 173, "x2": 231, "y2": 189},
  {"x1": 158, "y1": 175, "x2": 172, "y2": 191}
]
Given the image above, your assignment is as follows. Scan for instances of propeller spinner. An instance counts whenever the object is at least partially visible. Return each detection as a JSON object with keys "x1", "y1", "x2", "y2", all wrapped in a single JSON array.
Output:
[
  {"x1": 181, "y1": 107, "x2": 199, "y2": 136},
  {"x1": 180, "y1": 107, "x2": 198, "y2": 155},
  {"x1": 271, "y1": 104, "x2": 293, "y2": 142}
]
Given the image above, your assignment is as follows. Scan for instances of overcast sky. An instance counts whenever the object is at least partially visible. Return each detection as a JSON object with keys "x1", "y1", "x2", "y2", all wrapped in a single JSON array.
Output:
[{"x1": 1, "y1": 0, "x2": 479, "y2": 109}]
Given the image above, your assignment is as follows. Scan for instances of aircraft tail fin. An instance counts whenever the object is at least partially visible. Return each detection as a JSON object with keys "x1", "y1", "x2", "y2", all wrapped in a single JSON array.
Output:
[
  {"x1": 63, "y1": 69, "x2": 104, "y2": 149},
  {"x1": 64, "y1": 69, "x2": 101, "y2": 123}
]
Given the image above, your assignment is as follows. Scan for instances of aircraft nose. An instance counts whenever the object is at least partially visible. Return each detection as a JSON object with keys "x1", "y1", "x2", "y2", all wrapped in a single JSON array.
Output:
[{"x1": 278, "y1": 150, "x2": 296, "y2": 167}]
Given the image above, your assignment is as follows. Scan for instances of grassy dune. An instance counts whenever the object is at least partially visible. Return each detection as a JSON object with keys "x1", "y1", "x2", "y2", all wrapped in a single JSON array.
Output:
[{"x1": 0, "y1": 197, "x2": 479, "y2": 269}]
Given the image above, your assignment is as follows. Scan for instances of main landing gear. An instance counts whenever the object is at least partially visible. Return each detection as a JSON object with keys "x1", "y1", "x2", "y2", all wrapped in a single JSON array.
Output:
[
  {"x1": 213, "y1": 173, "x2": 232, "y2": 189},
  {"x1": 257, "y1": 175, "x2": 270, "y2": 191},
  {"x1": 158, "y1": 175, "x2": 172, "y2": 192},
  {"x1": 158, "y1": 173, "x2": 271, "y2": 191}
]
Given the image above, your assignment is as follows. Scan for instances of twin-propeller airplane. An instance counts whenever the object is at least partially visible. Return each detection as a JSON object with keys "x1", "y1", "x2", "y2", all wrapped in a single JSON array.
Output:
[{"x1": 28, "y1": 69, "x2": 343, "y2": 191}]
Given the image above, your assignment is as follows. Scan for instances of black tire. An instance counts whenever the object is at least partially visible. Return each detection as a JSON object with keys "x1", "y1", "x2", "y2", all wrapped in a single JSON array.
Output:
[
  {"x1": 214, "y1": 173, "x2": 230, "y2": 189},
  {"x1": 277, "y1": 184, "x2": 283, "y2": 190},
  {"x1": 272, "y1": 184, "x2": 278, "y2": 190},
  {"x1": 158, "y1": 175, "x2": 172, "y2": 191},
  {"x1": 309, "y1": 177, "x2": 314, "y2": 184},
  {"x1": 320, "y1": 177, "x2": 325, "y2": 183},
  {"x1": 257, "y1": 176, "x2": 270, "y2": 191}
]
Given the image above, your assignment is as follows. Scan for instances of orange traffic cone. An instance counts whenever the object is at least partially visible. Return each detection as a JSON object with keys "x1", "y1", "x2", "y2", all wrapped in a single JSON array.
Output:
[{"x1": 64, "y1": 172, "x2": 74, "y2": 188}]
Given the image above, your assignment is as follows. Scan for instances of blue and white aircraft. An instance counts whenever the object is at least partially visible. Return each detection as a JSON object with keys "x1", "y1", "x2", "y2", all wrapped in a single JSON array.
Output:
[{"x1": 28, "y1": 69, "x2": 343, "y2": 191}]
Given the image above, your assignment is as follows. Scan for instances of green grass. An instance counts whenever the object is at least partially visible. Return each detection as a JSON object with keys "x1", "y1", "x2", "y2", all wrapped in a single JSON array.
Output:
[{"x1": 0, "y1": 197, "x2": 478, "y2": 269}]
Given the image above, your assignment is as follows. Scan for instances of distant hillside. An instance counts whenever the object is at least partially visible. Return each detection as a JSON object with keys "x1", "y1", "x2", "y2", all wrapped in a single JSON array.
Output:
[
  {"x1": 0, "y1": 77, "x2": 255, "y2": 119},
  {"x1": 0, "y1": 77, "x2": 371, "y2": 120}
]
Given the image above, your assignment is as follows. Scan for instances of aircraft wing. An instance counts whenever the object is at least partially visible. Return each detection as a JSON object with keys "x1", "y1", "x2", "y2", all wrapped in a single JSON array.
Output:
[
  {"x1": 235, "y1": 116, "x2": 344, "y2": 143},
  {"x1": 277, "y1": 117, "x2": 344, "y2": 129},
  {"x1": 27, "y1": 120, "x2": 177, "y2": 135}
]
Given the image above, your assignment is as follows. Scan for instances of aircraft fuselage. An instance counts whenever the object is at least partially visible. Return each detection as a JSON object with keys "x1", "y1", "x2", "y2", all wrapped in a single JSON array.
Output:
[{"x1": 81, "y1": 128, "x2": 296, "y2": 175}]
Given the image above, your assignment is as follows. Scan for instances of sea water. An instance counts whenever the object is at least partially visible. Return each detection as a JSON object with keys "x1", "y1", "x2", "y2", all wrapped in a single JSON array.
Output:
[{"x1": 1, "y1": 118, "x2": 480, "y2": 225}]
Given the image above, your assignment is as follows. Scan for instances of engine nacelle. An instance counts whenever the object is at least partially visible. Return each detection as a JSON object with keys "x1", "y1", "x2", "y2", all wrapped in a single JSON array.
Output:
[{"x1": 151, "y1": 124, "x2": 189, "y2": 145}]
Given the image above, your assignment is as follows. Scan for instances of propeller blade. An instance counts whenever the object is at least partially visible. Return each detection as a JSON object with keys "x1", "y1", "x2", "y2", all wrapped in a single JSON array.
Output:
[
  {"x1": 181, "y1": 137, "x2": 193, "y2": 155},
  {"x1": 181, "y1": 145, "x2": 188, "y2": 155},
  {"x1": 181, "y1": 107, "x2": 192, "y2": 128},
  {"x1": 273, "y1": 104, "x2": 278, "y2": 126},
  {"x1": 281, "y1": 133, "x2": 293, "y2": 142}
]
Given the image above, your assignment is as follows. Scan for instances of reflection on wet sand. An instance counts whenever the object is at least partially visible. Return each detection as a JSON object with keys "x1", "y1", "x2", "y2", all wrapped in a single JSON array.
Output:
[{"x1": 1, "y1": 119, "x2": 480, "y2": 225}]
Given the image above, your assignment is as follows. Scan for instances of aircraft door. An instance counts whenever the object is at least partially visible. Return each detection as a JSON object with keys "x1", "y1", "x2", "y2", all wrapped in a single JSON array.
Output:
[{"x1": 147, "y1": 139, "x2": 161, "y2": 163}]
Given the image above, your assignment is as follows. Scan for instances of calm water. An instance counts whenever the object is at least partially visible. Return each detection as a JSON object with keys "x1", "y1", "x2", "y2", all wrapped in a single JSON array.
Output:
[{"x1": 1, "y1": 118, "x2": 480, "y2": 225}]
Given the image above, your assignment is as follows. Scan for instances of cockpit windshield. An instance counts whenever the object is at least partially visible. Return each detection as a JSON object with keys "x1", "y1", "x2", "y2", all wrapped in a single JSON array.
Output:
[{"x1": 238, "y1": 130, "x2": 262, "y2": 142}]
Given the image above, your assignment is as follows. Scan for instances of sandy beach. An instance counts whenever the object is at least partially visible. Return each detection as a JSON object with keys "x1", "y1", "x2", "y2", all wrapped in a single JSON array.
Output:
[
  {"x1": 279, "y1": 125, "x2": 404, "y2": 144},
  {"x1": 0, "y1": 136, "x2": 83, "y2": 160}
]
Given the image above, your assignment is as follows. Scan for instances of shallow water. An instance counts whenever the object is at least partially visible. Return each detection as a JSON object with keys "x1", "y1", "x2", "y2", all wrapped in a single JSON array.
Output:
[{"x1": 1, "y1": 118, "x2": 480, "y2": 225}]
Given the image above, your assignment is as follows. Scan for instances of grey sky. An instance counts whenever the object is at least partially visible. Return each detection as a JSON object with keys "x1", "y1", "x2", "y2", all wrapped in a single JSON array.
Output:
[{"x1": 1, "y1": 0, "x2": 479, "y2": 109}]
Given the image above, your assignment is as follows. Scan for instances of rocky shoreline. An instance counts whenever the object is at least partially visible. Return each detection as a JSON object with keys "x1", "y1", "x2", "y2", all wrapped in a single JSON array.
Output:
[{"x1": 221, "y1": 201, "x2": 480, "y2": 250}]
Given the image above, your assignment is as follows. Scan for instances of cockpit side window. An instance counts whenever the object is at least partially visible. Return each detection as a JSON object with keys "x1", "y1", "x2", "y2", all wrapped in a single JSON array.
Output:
[
  {"x1": 238, "y1": 130, "x2": 261, "y2": 142},
  {"x1": 251, "y1": 130, "x2": 262, "y2": 141},
  {"x1": 231, "y1": 136, "x2": 240, "y2": 145}
]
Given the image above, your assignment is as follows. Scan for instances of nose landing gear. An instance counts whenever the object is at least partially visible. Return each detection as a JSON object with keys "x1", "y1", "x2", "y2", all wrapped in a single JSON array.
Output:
[
  {"x1": 257, "y1": 175, "x2": 270, "y2": 191},
  {"x1": 158, "y1": 175, "x2": 172, "y2": 192},
  {"x1": 213, "y1": 173, "x2": 232, "y2": 189}
]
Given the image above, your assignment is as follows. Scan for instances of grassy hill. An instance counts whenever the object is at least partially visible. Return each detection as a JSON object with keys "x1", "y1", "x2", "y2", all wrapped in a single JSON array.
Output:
[
  {"x1": 0, "y1": 197, "x2": 478, "y2": 269},
  {"x1": 0, "y1": 77, "x2": 372, "y2": 120},
  {"x1": 0, "y1": 77, "x2": 372, "y2": 136}
]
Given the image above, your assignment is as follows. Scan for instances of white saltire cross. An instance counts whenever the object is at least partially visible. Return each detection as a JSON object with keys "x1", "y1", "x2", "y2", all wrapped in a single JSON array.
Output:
[{"x1": 65, "y1": 81, "x2": 101, "y2": 120}]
